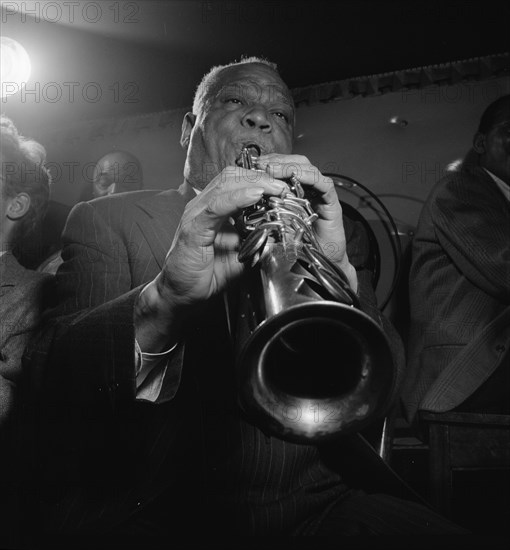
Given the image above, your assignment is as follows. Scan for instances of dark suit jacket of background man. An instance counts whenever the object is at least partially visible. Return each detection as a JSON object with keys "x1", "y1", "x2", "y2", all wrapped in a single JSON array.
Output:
[
  {"x1": 402, "y1": 165, "x2": 510, "y2": 422},
  {"x1": 22, "y1": 181, "x2": 406, "y2": 538}
]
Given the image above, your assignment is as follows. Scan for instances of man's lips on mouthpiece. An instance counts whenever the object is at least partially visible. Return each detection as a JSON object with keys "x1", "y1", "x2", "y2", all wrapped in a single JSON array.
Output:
[
  {"x1": 245, "y1": 144, "x2": 261, "y2": 157},
  {"x1": 235, "y1": 143, "x2": 261, "y2": 167}
]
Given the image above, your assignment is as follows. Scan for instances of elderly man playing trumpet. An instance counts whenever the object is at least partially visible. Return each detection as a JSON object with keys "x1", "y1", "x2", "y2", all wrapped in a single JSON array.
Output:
[{"x1": 22, "y1": 57, "x2": 467, "y2": 543}]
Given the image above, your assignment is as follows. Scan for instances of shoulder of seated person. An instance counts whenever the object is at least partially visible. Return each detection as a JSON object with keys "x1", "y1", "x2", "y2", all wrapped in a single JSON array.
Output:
[
  {"x1": 85, "y1": 189, "x2": 161, "y2": 208},
  {"x1": 72, "y1": 190, "x2": 190, "y2": 230},
  {"x1": 81, "y1": 188, "x2": 185, "y2": 213},
  {"x1": 68, "y1": 190, "x2": 160, "y2": 224},
  {"x1": 425, "y1": 166, "x2": 489, "y2": 204},
  {"x1": 439, "y1": 165, "x2": 488, "y2": 188}
]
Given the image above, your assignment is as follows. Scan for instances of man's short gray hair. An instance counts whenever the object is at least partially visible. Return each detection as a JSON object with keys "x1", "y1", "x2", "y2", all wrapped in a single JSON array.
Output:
[{"x1": 192, "y1": 56, "x2": 278, "y2": 116}]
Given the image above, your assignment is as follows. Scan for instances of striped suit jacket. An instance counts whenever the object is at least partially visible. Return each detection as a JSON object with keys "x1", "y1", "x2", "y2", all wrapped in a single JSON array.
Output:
[
  {"x1": 23, "y1": 181, "x2": 405, "y2": 538},
  {"x1": 401, "y1": 166, "x2": 510, "y2": 422}
]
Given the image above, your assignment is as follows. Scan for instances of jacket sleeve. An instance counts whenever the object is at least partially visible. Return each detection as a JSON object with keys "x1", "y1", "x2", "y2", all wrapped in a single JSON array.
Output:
[
  {"x1": 29, "y1": 200, "x2": 140, "y2": 407},
  {"x1": 28, "y1": 197, "x2": 188, "y2": 409},
  {"x1": 56, "y1": 200, "x2": 136, "y2": 314},
  {"x1": 20, "y1": 200, "x2": 187, "y2": 535}
]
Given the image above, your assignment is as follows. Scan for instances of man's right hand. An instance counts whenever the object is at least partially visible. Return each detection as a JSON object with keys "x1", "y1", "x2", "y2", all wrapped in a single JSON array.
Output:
[{"x1": 134, "y1": 166, "x2": 287, "y2": 352}]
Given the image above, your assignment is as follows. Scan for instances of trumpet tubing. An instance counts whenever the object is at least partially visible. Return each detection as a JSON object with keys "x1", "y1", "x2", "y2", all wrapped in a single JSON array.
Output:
[{"x1": 232, "y1": 147, "x2": 396, "y2": 443}]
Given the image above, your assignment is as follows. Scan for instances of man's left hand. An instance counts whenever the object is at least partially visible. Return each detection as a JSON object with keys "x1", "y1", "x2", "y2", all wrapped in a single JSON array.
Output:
[{"x1": 256, "y1": 153, "x2": 357, "y2": 292}]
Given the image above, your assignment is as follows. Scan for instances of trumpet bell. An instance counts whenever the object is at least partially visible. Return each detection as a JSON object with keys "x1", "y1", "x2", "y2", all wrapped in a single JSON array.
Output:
[{"x1": 236, "y1": 299, "x2": 396, "y2": 443}]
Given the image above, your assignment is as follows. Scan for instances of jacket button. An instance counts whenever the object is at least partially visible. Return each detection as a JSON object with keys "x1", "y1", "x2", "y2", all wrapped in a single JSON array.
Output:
[{"x1": 495, "y1": 344, "x2": 506, "y2": 352}]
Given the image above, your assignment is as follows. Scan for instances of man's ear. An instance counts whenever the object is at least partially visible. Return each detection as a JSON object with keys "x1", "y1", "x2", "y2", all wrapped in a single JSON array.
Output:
[
  {"x1": 473, "y1": 132, "x2": 486, "y2": 155},
  {"x1": 6, "y1": 193, "x2": 31, "y2": 220},
  {"x1": 180, "y1": 112, "x2": 196, "y2": 149}
]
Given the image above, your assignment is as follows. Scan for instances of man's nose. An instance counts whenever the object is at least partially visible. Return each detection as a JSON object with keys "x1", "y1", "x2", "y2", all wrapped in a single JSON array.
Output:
[{"x1": 242, "y1": 106, "x2": 271, "y2": 132}]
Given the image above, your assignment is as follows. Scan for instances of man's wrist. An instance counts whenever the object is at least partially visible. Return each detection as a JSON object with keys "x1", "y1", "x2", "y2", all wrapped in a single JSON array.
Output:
[{"x1": 134, "y1": 280, "x2": 181, "y2": 353}]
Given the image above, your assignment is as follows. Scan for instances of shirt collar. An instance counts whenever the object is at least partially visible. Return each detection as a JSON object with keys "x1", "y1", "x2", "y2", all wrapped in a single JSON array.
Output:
[{"x1": 483, "y1": 168, "x2": 510, "y2": 203}]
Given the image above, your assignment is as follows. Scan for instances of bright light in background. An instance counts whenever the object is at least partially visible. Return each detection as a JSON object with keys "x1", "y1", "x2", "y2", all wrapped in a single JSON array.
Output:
[
  {"x1": 446, "y1": 159, "x2": 463, "y2": 172},
  {"x1": 389, "y1": 116, "x2": 408, "y2": 127},
  {"x1": 0, "y1": 36, "x2": 32, "y2": 98}
]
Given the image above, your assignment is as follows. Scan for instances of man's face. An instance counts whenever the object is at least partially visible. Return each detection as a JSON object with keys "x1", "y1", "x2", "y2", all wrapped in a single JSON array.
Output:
[
  {"x1": 92, "y1": 155, "x2": 117, "y2": 198},
  {"x1": 92, "y1": 152, "x2": 141, "y2": 198},
  {"x1": 477, "y1": 107, "x2": 510, "y2": 185},
  {"x1": 183, "y1": 63, "x2": 295, "y2": 190}
]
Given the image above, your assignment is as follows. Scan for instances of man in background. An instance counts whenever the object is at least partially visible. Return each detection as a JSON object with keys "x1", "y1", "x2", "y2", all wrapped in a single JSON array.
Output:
[
  {"x1": 403, "y1": 95, "x2": 510, "y2": 425},
  {"x1": 91, "y1": 149, "x2": 143, "y2": 198},
  {"x1": 29, "y1": 149, "x2": 144, "y2": 272}
]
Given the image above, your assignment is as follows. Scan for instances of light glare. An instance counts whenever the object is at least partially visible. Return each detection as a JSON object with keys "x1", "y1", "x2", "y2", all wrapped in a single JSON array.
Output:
[{"x1": 1, "y1": 36, "x2": 32, "y2": 98}]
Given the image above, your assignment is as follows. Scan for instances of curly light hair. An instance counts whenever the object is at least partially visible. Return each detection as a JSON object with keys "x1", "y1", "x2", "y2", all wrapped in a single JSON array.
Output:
[{"x1": 0, "y1": 115, "x2": 51, "y2": 244}]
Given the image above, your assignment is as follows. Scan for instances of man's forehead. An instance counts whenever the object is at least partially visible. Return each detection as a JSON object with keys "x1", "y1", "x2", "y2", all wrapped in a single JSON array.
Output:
[
  {"x1": 98, "y1": 153, "x2": 127, "y2": 169},
  {"x1": 214, "y1": 64, "x2": 293, "y2": 104},
  {"x1": 220, "y1": 79, "x2": 291, "y2": 101},
  {"x1": 98, "y1": 155, "x2": 113, "y2": 167},
  {"x1": 492, "y1": 115, "x2": 510, "y2": 128}
]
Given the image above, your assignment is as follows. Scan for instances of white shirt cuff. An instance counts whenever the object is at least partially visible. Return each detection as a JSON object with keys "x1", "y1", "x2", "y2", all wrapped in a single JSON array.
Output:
[{"x1": 134, "y1": 339, "x2": 178, "y2": 401}]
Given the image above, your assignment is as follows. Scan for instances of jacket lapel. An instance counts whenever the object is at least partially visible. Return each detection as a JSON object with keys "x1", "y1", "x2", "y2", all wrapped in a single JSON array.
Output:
[{"x1": 469, "y1": 166, "x2": 510, "y2": 213}]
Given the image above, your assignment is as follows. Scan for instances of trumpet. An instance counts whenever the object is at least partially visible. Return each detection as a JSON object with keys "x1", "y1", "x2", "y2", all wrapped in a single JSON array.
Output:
[{"x1": 231, "y1": 146, "x2": 396, "y2": 443}]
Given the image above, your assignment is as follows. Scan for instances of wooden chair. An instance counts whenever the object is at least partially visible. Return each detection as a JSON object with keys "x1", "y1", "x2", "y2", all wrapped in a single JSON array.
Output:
[{"x1": 420, "y1": 411, "x2": 510, "y2": 518}]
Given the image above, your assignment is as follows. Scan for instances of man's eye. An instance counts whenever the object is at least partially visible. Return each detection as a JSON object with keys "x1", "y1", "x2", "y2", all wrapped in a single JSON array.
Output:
[
  {"x1": 225, "y1": 97, "x2": 242, "y2": 104},
  {"x1": 98, "y1": 177, "x2": 113, "y2": 187},
  {"x1": 273, "y1": 111, "x2": 289, "y2": 122}
]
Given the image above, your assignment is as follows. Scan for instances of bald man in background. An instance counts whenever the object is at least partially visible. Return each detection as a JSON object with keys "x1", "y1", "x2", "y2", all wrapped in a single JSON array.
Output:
[
  {"x1": 36, "y1": 150, "x2": 144, "y2": 273},
  {"x1": 91, "y1": 150, "x2": 143, "y2": 198}
]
